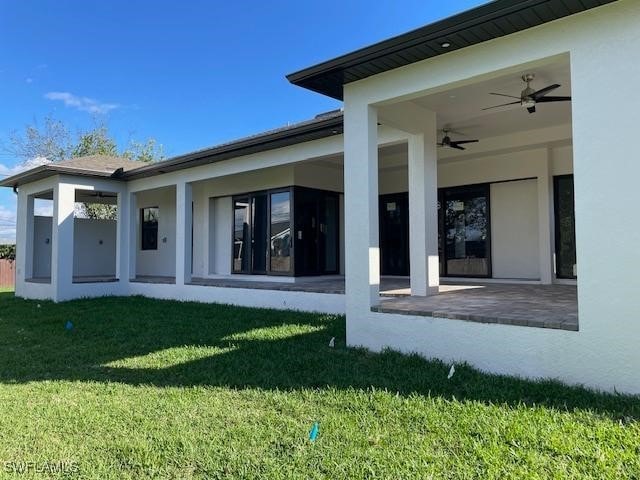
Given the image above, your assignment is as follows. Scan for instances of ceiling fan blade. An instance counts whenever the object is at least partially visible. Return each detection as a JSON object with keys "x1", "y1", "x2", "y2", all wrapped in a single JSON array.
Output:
[
  {"x1": 450, "y1": 144, "x2": 465, "y2": 151},
  {"x1": 527, "y1": 105, "x2": 536, "y2": 114},
  {"x1": 536, "y1": 96, "x2": 571, "y2": 103},
  {"x1": 482, "y1": 101, "x2": 521, "y2": 111},
  {"x1": 451, "y1": 139, "x2": 478, "y2": 145},
  {"x1": 532, "y1": 84, "x2": 560, "y2": 99},
  {"x1": 489, "y1": 92, "x2": 521, "y2": 99}
]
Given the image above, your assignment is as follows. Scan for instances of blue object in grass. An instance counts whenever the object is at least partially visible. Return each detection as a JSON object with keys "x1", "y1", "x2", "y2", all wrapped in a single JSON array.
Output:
[
  {"x1": 65, "y1": 321, "x2": 74, "y2": 331},
  {"x1": 309, "y1": 422, "x2": 319, "y2": 441}
]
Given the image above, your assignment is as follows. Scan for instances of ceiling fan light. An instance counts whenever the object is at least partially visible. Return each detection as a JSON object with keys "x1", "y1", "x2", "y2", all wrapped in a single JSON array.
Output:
[{"x1": 522, "y1": 98, "x2": 536, "y2": 108}]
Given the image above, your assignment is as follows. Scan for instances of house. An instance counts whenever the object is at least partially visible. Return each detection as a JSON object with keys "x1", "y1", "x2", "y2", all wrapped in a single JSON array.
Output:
[{"x1": 3, "y1": 0, "x2": 638, "y2": 394}]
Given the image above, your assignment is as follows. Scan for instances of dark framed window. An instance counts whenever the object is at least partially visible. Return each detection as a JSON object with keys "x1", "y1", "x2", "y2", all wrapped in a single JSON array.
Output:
[
  {"x1": 232, "y1": 187, "x2": 338, "y2": 276},
  {"x1": 141, "y1": 207, "x2": 159, "y2": 250},
  {"x1": 554, "y1": 175, "x2": 577, "y2": 279}
]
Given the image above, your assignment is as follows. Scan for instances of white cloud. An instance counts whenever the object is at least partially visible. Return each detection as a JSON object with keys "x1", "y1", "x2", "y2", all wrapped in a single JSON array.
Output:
[
  {"x1": 26, "y1": 77, "x2": 33, "y2": 84},
  {"x1": 0, "y1": 156, "x2": 51, "y2": 178},
  {"x1": 44, "y1": 91, "x2": 119, "y2": 114}
]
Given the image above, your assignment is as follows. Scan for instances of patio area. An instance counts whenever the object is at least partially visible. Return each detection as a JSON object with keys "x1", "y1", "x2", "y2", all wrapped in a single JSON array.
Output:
[
  {"x1": 373, "y1": 283, "x2": 578, "y2": 331},
  {"x1": 184, "y1": 276, "x2": 578, "y2": 332}
]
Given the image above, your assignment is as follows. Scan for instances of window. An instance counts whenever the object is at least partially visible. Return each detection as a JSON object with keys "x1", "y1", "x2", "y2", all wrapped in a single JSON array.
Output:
[
  {"x1": 270, "y1": 191, "x2": 291, "y2": 272},
  {"x1": 141, "y1": 207, "x2": 159, "y2": 250},
  {"x1": 554, "y1": 175, "x2": 577, "y2": 279}
]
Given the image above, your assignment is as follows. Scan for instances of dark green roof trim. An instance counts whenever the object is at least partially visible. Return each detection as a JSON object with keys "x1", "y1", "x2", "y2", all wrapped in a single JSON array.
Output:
[{"x1": 287, "y1": 0, "x2": 617, "y2": 100}]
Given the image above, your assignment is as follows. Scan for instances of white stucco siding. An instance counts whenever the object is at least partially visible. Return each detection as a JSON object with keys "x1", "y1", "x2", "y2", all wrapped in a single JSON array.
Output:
[
  {"x1": 128, "y1": 282, "x2": 345, "y2": 314},
  {"x1": 293, "y1": 162, "x2": 343, "y2": 192},
  {"x1": 73, "y1": 218, "x2": 117, "y2": 277},
  {"x1": 135, "y1": 187, "x2": 176, "y2": 277},
  {"x1": 211, "y1": 196, "x2": 232, "y2": 275},
  {"x1": 490, "y1": 179, "x2": 539, "y2": 279},
  {"x1": 343, "y1": 0, "x2": 640, "y2": 393}
]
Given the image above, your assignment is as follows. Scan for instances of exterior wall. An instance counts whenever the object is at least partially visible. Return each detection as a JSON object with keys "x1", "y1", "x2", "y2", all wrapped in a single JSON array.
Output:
[
  {"x1": 73, "y1": 218, "x2": 117, "y2": 277},
  {"x1": 129, "y1": 282, "x2": 345, "y2": 314},
  {"x1": 211, "y1": 197, "x2": 232, "y2": 275},
  {"x1": 342, "y1": 0, "x2": 640, "y2": 394},
  {"x1": 378, "y1": 138, "x2": 573, "y2": 281},
  {"x1": 33, "y1": 216, "x2": 52, "y2": 278},
  {"x1": 490, "y1": 179, "x2": 539, "y2": 279},
  {"x1": 135, "y1": 187, "x2": 176, "y2": 277}
]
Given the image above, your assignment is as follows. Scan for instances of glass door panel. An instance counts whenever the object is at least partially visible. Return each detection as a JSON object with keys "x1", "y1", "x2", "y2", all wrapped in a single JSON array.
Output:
[
  {"x1": 233, "y1": 198, "x2": 250, "y2": 273},
  {"x1": 270, "y1": 191, "x2": 291, "y2": 273},
  {"x1": 443, "y1": 185, "x2": 490, "y2": 277},
  {"x1": 379, "y1": 193, "x2": 409, "y2": 276},
  {"x1": 554, "y1": 175, "x2": 577, "y2": 279},
  {"x1": 251, "y1": 194, "x2": 268, "y2": 273},
  {"x1": 322, "y1": 195, "x2": 339, "y2": 273}
]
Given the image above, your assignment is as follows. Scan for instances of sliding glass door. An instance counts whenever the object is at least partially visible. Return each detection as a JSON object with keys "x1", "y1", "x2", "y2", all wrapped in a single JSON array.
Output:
[
  {"x1": 440, "y1": 184, "x2": 491, "y2": 277},
  {"x1": 233, "y1": 190, "x2": 292, "y2": 275}
]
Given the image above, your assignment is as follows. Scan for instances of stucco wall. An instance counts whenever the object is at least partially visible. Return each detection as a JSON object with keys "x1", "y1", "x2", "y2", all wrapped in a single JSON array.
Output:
[
  {"x1": 135, "y1": 187, "x2": 176, "y2": 277},
  {"x1": 73, "y1": 218, "x2": 117, "y2": 277},
  {"x1": 490, "y1": 179, "x2": 539, "y2": 279}
]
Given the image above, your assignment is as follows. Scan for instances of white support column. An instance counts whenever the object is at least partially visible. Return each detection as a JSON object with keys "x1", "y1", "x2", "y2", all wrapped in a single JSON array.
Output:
[
  {"x1": 116, "y1": 189, "x2": 129, "y2": 282},
  {"x1": 128, "y1": 192, "x2": 137, "y2": 280},
  {"x1": 344, "y1": 100, "x2": 380, "y2": 321},
  {"x1": 202, "y1": 194, "x2": 213, "y2": 276},
  {"x1": 176, "y1": 181, "x2": 193, "y2": 286},
  {"x1": 15, "y1": 191, "x2": 34, "y2": 288},
  {"x1": 51, "y1": 182, "x2": 75, "y2": 301},
  {"x1": 537, "y1": 150, "x2": 554, "y2": 284},
  {"x1": 407, "y1": 111, "x2": 439, "y2": 296}
]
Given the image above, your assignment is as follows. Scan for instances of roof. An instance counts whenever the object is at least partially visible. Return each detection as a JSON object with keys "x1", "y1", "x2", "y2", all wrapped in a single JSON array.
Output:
[
  {"x1": 286, "y1": 0, "x2": 617, "y2": 100},
  {"x1": 122, "y1": 109, "x2": 343, "y2": 180},
  {"x1": 0, "y1": 155, "x2": 147, "y2": 188},
  {"x1": 0, "y1": 112, "x2": 344, "y2": 188}
]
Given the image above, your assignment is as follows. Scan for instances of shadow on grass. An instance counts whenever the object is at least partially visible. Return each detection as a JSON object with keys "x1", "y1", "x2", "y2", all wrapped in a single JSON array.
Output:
[{"x1": 0, "y1": 292, "x2": 638, "y2": 420}]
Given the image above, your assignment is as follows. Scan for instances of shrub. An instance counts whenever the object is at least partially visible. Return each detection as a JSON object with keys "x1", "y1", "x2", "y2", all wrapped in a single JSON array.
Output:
[{"x1": 0, "y1": 244, "x2": 16, "y2": 261}]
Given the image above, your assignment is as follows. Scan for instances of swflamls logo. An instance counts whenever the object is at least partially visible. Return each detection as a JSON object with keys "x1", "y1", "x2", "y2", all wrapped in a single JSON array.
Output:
[{"x1": 3, "y1": 460, "x2": 79, "y2": 474}]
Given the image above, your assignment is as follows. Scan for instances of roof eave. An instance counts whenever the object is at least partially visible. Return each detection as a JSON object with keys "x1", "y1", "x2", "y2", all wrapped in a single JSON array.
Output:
[
  {"x1": 0, "y1": 165, "x2": 127, "y2": 189},
  {"x1": 286, "y1": 0, "x2": 618, "y2": 100}
]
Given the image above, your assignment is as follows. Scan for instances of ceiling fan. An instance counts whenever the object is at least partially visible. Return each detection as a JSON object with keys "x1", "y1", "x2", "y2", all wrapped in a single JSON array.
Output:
[
  {"x1": 438, "y1": 128, "x2": 479, "y2": 151},
  {"x1": 483, "y1": 73, "x2": 571, "y2": 114}
]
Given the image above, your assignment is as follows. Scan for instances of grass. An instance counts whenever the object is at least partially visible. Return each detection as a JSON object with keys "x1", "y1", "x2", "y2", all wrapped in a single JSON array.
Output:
[{"x1": 0, "y1": 292, "x2": 638, "y2": 479}]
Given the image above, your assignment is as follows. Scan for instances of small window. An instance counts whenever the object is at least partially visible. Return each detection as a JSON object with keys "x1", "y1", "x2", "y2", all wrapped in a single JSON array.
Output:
[{"x1": 141, "y1": 207, "x2": 159, "y2": 250}]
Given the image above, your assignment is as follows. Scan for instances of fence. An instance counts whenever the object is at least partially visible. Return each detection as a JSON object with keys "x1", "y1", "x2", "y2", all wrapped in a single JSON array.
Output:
[{"x1": 0, "y1": 259, "x2": 15, "y2": 287}]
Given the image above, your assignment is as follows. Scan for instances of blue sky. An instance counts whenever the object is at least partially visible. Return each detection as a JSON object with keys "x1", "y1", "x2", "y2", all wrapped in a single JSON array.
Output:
[{"x1": 0, "y1": 0, "x2": 485, "y2": 242}]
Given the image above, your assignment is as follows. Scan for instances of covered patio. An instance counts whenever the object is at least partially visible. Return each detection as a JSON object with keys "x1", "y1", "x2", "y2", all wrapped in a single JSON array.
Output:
[{"x1": 185, "y1": 275, "x2": 577, "y2": 331}]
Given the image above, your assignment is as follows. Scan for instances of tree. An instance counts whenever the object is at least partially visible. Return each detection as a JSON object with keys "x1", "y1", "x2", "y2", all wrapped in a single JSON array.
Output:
[
  {"x1": 0, "y1": 244, "x2": 16, "y2": 261},
  {"x1": 3, "y1": 116, "x2": 72, "y2": 164},
  {"x1": 4, "y1": 118, "x2": 164, "y2": 219}
]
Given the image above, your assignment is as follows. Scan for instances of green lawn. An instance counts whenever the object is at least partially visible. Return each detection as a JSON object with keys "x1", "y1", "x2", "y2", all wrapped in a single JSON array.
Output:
[{"x1": 0, "y1": 292, "x2": 638, "y2": 479}]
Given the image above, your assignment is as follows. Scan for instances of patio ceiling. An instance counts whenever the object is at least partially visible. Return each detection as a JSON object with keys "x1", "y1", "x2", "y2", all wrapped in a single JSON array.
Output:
[{"x1": 412, "y1": 57, "x2": 572, "y2": 141}]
